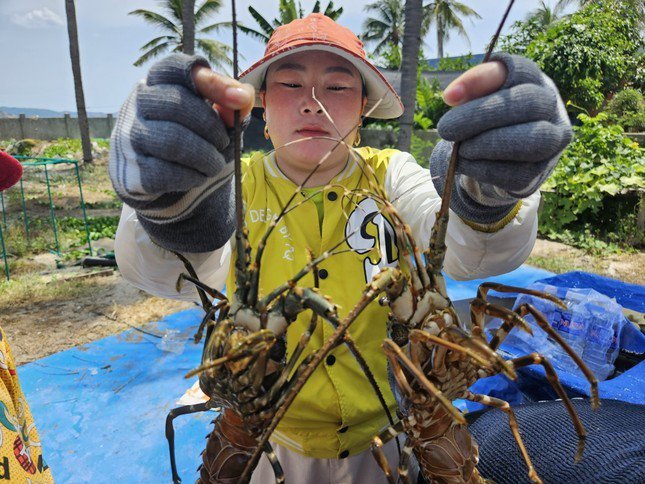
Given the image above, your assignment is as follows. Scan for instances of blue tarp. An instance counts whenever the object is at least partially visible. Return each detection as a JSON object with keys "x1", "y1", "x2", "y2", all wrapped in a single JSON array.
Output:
[
  {"x1": 495, "y1": 271, "x2": 645, "y2": 406},
  {"x1": 18, "y1": 266, "x2": 643, "y2": 481}
]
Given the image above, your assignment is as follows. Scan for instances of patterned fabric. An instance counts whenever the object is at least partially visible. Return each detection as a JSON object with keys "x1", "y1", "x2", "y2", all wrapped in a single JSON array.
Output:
[
  {"x1": 469, "y1": 399, "x2": 645, "y2": 483},
  {"x1": 0, "y1": 327, "x2": 53, "y2": 483}
]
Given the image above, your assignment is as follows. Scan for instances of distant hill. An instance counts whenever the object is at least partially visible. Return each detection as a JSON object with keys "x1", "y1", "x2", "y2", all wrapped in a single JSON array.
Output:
[{"x1": 0, "y1": 107, "x2": 112, "y2": 118}]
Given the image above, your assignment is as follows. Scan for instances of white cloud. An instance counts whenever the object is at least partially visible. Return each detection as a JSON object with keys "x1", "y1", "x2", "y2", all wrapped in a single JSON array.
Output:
[{"x1": 11, "y1": 7, "x2": 64, "y2": 29}]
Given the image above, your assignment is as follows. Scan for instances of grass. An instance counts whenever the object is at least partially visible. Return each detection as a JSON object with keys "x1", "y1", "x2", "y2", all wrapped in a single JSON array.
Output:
[
  {"x1": 526, "y1": 255, "x2": 583, "y2": 274},
  {"x1": 0, "y1": 273, "x2": 100, "y2": 308}
]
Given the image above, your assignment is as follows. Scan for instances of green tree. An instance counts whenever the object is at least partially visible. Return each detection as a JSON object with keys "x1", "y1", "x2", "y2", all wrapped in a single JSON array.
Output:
[
  {"x1": 362, "y1": 0, "x2": 405, "y2": 61},
  {"x1": 525, "y1": 0, "x2": 568, "y2": 29},
  {"x1": 500, "y1": 18, "x2": 546, "y2": 55},
  {"x1": 64, "y1": 0, "x2": 92, "y2": 163},
  {"x1": 362, "y1": 0, "x2": 434, "y2": 69},
  {"x1": 241, "y1": 0, "x2": 343, "y2": 43},
  {"x1": 130, "y1": 0, "x2": 232, "y2": 69},
  {"x1": 427, "y1": 0, "x2": 481, "y2": 58},
  {"x1": 526, "y1": 0, "x2": 643, "y2": 113}
]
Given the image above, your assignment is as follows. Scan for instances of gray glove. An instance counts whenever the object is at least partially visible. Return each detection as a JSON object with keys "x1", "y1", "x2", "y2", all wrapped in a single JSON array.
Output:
[
  {"x1": 430, "y1": 53, "x2": 573, "y2": 225},
  {"x1": 109, "y1": 53, "x2": 242, "y2": 252}
]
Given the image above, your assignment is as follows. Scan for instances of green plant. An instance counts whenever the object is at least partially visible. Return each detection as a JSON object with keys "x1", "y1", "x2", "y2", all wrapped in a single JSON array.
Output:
[
  {"x1": 605, "y1": 88, "x2": 645, "y2": 132},
  {"x1": 525, "y1": 1, "x2": 643, "y2": 114},
  {"x1": 414, "y1": 77, "x2": 450, "y2": 129},
  {"x1": 429, "y1": 53, "x2": 475, "y2": 71},
  {"x1": 41, "y1": 138, "x2": 109, "y2": 159},
  {"x1": 500, "y1": 19, "x2": 546, "y2": 56},
  {"x1": 539, "y1": 112, "x2": 644, "y2": 251},
  {"x1": 59, "y1": 216, "x2": 120, "y2": 245},
  {"x1": 6, "y1": 139, "x2": 38, "y2": 156}
]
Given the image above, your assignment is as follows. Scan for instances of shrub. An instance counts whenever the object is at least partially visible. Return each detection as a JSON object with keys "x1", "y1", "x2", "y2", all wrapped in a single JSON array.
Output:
[
  {"x1": 605, "y1": 88, "x2": 645, "y2": 132},
  {"x1": 540, "y1": 113, "x2": 644, "y2": 250}
]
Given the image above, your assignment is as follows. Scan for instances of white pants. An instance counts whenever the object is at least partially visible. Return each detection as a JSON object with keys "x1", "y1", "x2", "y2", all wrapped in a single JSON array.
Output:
[{"x1": 250, "y1": 438, "x2": 419, "y2": 484}]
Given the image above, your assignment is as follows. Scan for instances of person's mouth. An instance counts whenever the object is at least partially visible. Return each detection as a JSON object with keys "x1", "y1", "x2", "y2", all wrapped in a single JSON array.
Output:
[{"x1": 296, "y1": 126, "x2": 329, "y2": 138}]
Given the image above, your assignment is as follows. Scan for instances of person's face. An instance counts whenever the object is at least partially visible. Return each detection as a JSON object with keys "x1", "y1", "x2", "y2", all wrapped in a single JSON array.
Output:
[{"x1": 260, "y1": 50, "x2": 367, "y2": 183}]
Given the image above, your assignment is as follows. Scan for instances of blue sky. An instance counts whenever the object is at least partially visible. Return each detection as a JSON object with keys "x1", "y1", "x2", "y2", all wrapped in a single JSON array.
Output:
[{"x1": 0, "y1": 0, "x2": 552, "y2": 113}]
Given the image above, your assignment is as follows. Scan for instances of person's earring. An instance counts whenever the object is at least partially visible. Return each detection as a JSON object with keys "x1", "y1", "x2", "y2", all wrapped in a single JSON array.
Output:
[
  {"x1": 264, "y1": 125, "x2": 270, "y2": 140},
  {"x1": 353, "y1": 130, "x2": 361, "y2": 147}
]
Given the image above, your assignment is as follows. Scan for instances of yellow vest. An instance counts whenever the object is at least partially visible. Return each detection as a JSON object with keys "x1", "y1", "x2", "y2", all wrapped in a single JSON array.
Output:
[{"x1": 227, "y1": 147, "x2": 404, "y2": 458}]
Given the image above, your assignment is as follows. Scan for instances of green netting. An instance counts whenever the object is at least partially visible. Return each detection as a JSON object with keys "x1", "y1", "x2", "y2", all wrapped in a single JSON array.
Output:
[{"x1": 0, "y1": 156, "x2": 93, "y2": 280}]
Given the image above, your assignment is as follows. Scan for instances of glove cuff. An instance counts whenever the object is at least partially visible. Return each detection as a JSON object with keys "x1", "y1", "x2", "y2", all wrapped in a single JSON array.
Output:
[{"x1": 430, "y1": 140, "x2": 519, "y2": 225}]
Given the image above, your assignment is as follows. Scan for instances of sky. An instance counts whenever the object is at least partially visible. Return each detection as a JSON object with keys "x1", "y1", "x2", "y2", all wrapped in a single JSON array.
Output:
[{"x1": 0, "y1": 0, "x2": 556, "y2": 114}]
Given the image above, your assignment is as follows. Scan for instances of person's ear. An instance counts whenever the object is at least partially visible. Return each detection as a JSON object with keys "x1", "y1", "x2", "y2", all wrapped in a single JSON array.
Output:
[{"x1": 260, "y1": 90, "x2": 267, "y2": 110}]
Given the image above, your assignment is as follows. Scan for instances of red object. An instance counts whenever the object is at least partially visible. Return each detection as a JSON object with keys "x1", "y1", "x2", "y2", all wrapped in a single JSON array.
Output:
[
  {"x1": 240, "y1": 13, "x2": 403, "y2": 120},
  {"x1": 0, "y1": 152, "x2": 23, "y2": 191}
]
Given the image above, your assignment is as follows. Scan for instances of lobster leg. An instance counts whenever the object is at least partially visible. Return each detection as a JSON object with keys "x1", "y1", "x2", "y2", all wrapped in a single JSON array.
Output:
[
  {"x1": 510, "y1": 353, "x2": 588, "y2": 462},
  {"x1": 371, "y1": 436, "x2": 397, "y2": 484},
  {"x1": 465, "y1": 391, "x2": 542, "y2": 484},
  {"x1": 517, "y1": 304, "x2": 600, "y2": 408},
  {"x1": 382, "y1": 339, "x2": 466, "y2": 425},
  {"x1": 165, "y1": 402, "x2": 211, "y2": 484}
]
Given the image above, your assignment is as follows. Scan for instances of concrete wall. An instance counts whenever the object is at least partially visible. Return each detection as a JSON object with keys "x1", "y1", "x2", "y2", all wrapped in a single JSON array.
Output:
[{"x1": 0, "y1": 114, "x2": 116, "y2": 140}]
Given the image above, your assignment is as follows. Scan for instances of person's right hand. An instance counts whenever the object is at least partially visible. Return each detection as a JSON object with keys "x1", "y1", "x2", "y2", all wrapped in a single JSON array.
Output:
[{"x1": 109, "y1": 53, "x2": 254, "y2": 252}]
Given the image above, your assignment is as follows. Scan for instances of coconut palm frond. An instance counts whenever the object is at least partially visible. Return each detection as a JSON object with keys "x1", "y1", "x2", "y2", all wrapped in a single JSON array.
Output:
[
  {"x1": 195, "y1": 0, "x2": 223, "y2": 23},
  {"x1": 237, "y1": 24, "x2": 270, "y2": 43},
  {"x1": 139, "y1": 35, "x2": 177, "y2": 51},
  {"x1": 248, "y1": 6, "x2": 275, "y2": 38},
  {"x1": 196, "y1": 38, "x2": 234, "y2": 72},
  {"x1": 129, "y1": 9, "x2": 181, "y2": 34},
  {"x1": 199, "y1": 20, "x2": 231, "y2": 34},
  {"x1": 133, "y1": 41, "x2": 175, "y2": 67}
]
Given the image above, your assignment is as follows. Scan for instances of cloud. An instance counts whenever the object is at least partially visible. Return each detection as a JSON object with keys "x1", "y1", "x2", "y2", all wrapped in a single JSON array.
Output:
[{"x1": 11, "y1": 7, "x2": 64, "y2": 29}]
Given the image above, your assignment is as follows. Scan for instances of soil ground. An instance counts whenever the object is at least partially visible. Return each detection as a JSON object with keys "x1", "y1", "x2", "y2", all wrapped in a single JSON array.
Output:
[{"x1": 1, "y1": 238, "x2": 641, "y2": 366}]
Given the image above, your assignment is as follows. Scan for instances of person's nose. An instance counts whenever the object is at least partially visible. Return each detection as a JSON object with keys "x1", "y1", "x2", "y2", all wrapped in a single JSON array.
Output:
[{"x1": 300, "y1": 87, "x2": 324, "y2": 115}]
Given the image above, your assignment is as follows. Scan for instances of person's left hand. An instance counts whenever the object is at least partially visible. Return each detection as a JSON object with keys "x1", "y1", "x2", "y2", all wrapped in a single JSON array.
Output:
[{"x1": 429, "y1": 53, "x2": 572, "y2": 227}]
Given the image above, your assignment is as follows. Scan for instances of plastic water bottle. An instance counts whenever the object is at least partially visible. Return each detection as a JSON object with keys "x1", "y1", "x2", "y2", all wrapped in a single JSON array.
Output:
[{"x1": 491, "y1": 283, "x2": 626, "y2": 381}]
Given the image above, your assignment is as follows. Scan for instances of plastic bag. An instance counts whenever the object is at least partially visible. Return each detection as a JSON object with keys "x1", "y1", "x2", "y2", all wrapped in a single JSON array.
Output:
[{"x1": 490, "y1": 283, "x2": 627, "y2": 381}]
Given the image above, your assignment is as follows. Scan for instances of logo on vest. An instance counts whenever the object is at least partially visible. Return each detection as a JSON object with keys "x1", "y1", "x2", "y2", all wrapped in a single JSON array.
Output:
[{"x1": 345, "y1": 197, "x2": 398, "y2": 283}]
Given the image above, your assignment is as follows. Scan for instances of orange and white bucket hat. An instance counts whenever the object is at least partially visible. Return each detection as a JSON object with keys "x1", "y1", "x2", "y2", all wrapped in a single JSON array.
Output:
[{"x1": 240, "y1": 13, "x2": 403, "y2": 120}]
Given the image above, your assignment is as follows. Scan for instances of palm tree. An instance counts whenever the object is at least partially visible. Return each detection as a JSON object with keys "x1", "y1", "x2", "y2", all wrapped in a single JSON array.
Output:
[
  {"x1": 64, "y1": 0, "x2": 92, "y2": 163},
  {"x1": 427, "y1": 0, "x2": 481, "y2": 58},
  {"x1": 361, "y1": 0, "x2": 433, "y2": 68},
  {"x1": 397, "y1": 0, "x2": 425, "y2": 152},
  {"x1": 130, "y1": 0, "x2": 232, "y2": 69},
  {"x1": 182, "y1": 0, "x2": 195, "y2": 55},
  {"x1": 362, "y1": 0, "x2": 406, "y2": 57},
  {"x1": 525, "y1": 0, "x2": 569, "y2": 29},
  {"x1": 241, "y1": 0, "x2": 343, "y2": 43}
]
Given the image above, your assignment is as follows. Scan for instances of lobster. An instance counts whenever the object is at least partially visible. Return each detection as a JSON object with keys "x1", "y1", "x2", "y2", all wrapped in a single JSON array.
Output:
[{"x1": 359, "y1": 2, "x2": 602, "y2": 482}]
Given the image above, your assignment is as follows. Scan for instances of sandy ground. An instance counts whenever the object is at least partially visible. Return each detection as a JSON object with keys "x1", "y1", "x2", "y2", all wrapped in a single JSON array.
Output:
[{"x1": 1, "y1": 238, "x2": 642, "y2": 366}]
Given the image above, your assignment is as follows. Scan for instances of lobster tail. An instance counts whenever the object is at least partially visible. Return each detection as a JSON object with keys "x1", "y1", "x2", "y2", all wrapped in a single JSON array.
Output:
[
  {"x1": 416, "y1": 421, "x2": 481, "y2": 483},
  {"x1": 199, "y1": 409, "x2": 257, "y2": 484}
]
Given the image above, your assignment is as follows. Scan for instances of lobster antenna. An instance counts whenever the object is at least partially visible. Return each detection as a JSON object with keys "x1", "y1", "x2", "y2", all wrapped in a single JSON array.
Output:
[
  {"x1": 426, "y1": 0, "x2": 516, "y2": 278},
  {"x1": 232, "y1": 0, "x2": 242, "y2": 228}
]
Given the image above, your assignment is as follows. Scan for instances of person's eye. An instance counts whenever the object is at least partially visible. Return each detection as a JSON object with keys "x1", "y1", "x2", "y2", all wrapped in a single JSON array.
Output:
[
  {"x1": 281, "y1": 82, "x2": 301, "y2": 88},
  {"x1": 328, "y1": 86, "x2": 349, "y2": 91}
]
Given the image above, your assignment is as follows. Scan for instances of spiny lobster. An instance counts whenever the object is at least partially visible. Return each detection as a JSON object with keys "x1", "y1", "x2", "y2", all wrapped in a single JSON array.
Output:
[
  {"x1": 359, "y1": 2, "x2": 601, "y2": 483},
  {"x1": 162, "y1": 2, "x2": 403, "y2": 482}
]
